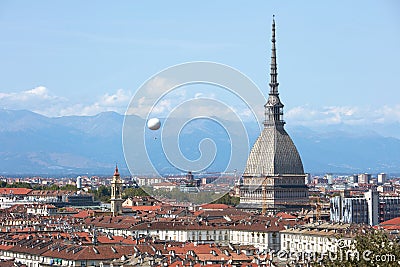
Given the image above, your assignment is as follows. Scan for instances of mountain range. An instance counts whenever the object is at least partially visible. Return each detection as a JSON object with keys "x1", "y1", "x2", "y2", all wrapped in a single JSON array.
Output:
[{"x1": 1, "y1": 109, "x2": 400, "y2": 176}]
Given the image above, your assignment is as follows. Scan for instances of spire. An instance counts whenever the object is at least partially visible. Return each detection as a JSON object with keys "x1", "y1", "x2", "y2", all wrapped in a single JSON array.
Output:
[
  {"x1": 264, "y1": 16, "x2": 285, "y2": 128},
  {"x1": 114, "y1": 164, "x2": 119, "y2": 176},
  {"x1": 269, "y1": 15, "x2": 279, "y2": 94}
]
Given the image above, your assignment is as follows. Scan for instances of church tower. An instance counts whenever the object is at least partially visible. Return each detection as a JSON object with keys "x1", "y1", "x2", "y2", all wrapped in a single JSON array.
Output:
[
  {"x1": 110, "y1": 165, "x2": 123, "y2": 216},
  {"x1": 238, "y1": 17, "x2": 309, "y2": 213}
]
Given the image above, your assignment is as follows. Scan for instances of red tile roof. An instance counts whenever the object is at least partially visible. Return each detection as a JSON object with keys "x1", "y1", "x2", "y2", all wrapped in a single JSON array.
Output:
[
  {"x1": 379, "y1": 216, "x2": 400, "y2": 230},
  {"x1": 0, "y1": 260, "x2": 25, "y2": 267},
  {"x1": 73, "y1": 210, "x2": 95, "y2": 219},
  {"x1": 276, "y1": 212, "x2": 297, "y2": 219},
  {"x1": 41, "y1": 244, "x2": 137, "y2": 261},
  {"x1": 0, "y1": 188, "x2": 32, "y2": 195},
  {"x1": 0, "y1": 244, "x2": 13, "y2": 250},
  {"x1": 130, "y1": 205, "x2": 161, "y2": 211},
  {"x1": 380, "y1": 216, "x2": 400, "y2": 225},
  {"x1": 97, "y1": 236, "x2": 137, "y2": 245}
]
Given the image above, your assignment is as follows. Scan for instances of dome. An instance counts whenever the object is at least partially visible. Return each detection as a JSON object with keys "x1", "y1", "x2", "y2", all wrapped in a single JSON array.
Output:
[{"x1": 243, "y1": 125, "x2": 304, "y2": 176}]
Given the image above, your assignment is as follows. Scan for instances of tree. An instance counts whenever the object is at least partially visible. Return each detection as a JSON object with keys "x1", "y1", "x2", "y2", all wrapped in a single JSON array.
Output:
[
  {"x1": 32, "y1": 184, "x2": 44, "y2": 190},
  {"x1": 315, "y1": 229, "x2": 400, "y2": 267},
  {"x1": 45, "y1": 184, "x2": 60, "y2": 190},
  {"x1": 211, "y1": 193, "x2": 239, "y2": 206},
  {"x1": 122, "y1": 187, "x2": 149, "y2": 199},
  {"x1": 94, "y1": 185, "x2": 111, "y2": 202},
  {"x1": 60, "y1": 184, "x2": 78, "y2": 191},
  {"x1": 6, "y1": 182, "x2": 32, "y2": 189}
]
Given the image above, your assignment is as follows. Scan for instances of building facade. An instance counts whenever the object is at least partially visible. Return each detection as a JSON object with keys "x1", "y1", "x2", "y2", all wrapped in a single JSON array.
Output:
[
  {"x1": 378, "y1": 173, "x2": 387, "y2": 184},
  {"x1": 238, "y1": 17, "x2": 309, "y2": 213},
  {"x1": 280, "y1": 222, "x2": 353, "y2": 256},
  {"x1": 358, "y1": 173, "x2": 371, "y2": 184},
  {"x1": 330, "y1": 189, "x2": 400, "y2": 225}
]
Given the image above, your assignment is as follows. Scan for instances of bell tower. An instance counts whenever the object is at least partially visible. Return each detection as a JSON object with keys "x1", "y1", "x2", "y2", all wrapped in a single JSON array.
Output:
[{"x1": 110, "y1": 165, "x2": 123, "y2": 216}]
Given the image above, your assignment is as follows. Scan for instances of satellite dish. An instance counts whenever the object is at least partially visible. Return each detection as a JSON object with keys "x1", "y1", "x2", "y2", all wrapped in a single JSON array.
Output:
[{"x1": 147, "y1": 118, "x2": 161, "y2": 130}]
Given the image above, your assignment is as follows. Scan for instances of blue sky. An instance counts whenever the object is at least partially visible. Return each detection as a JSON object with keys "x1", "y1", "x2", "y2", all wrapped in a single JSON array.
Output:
[{"x1": 0, "y1": 1, "x2": 399, "y2": 133}]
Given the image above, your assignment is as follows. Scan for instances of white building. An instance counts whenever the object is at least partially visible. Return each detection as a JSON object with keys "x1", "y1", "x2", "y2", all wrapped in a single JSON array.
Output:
[
  {"x1": 358, "y1": 173, "x2": 371, "y2": 184},
  {"x1": 378, "y1": 173, "x2": 387, "y2": 184},
  {"x1": 87, "y1": 216, "x2": 297, "y2": 252},
  {"x1": 76, "y1": 176, "x2": 82, "y2": 189},
  {"x1": 135, "y1": 177, "x2": 163, "y2": 187},
  {"x1": 280, "y1": 222, "x2": 353, "y2": 256},
  {"x1": 26, "y1": 204, "x2": 57, "y2": 216},
  {"x1": 326, "y1": 173, "x2": 333, "y2": 185},
  {"x1": 152, "y1": 182, "x2": 177, "y2": 191},
  {"x1": 0, "y1": 196, "x2": 32, "y2": 209}
]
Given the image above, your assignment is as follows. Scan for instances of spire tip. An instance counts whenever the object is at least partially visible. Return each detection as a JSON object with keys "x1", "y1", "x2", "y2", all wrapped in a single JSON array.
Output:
[{"x1": 114, "y1": 164, "x2": 119, "y2": 176}]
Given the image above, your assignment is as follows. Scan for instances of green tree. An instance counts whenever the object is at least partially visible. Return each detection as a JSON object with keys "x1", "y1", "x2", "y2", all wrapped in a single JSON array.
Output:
[
  {"x1": 6, "y1": 182, "x2": 32, "y2": 188},
  {"x1": 211, "y1": 193, "x2": 239, "y2": 206},
  {"x1": 94, "y1": 185, "x2": 111, "y2": 202},
  {"x1": 316, "y1": 229, "x2": 400, "y2": 267},
  {"x1": 60, "y1": 184, "x2": 78, "y2": 191},
  {"x1": 45, "y1": 184, "x2": 60, "y2": 190},
  {"x1": 32, "y1": 184, "x2": 44, "y2": 190},
  {"x1": 122, "y1": 187, "x2": 149, "y2": 199}
]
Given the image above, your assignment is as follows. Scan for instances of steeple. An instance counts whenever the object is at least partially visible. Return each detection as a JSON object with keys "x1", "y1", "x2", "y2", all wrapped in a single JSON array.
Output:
[
  {"x1": 111, "y1": 165, "x2": 123, "y2": 216},
  {"x1": 114, "y1": 164, "x2": 119, "y2": 176},
  {"x1": 264, "y1": 15, "x2": 285, "y2": 128},
  {"x1": 269, "y1": 15, "x2": 279, "y2": 94}
]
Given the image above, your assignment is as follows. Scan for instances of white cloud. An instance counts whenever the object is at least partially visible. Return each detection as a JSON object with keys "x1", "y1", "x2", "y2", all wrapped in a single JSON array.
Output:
[
  {"x1": 58, "y1": 89, "x2": 132, "y2": 116},
  {"x1": 125, "y1": 79, "x2": 257, "y2": 122},
  {"x1": 100, "y1": 89, "x2": 132, "y2": 106},
  {"x1": 0, "y1": 87, "x2": 132, "y2": 117},
  {"x1": 27, "y1": 86, "x2": 49, "y2": 96},
  {"x1": 0, "y1": 86, "x2": 65, "y2": 113},
  {"x1": 3, "y1": 86, "x2": 400, "y2": 130},
  {"x1": 377, "y1": 105, "x2": 400, "y2": 123},
  {"x1": 126, "y1": 76, "x2": 178, "y2": 117},
  {"x1": 144, "y1": 77, "x2": 174, "y2": 97},
  {"x1": 151, "y1": 99, "x2": 172, "y2": 115},
  {"x1": 0, "y1": 86, "x2": 57, "y2": 102},
  {"x1": 286, "y1": 105, "x2": 400, "y2": 126}
]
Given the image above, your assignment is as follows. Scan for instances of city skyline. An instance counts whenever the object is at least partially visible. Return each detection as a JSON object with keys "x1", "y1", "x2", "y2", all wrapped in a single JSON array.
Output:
[
  {"x1": 1, "y1": 3, "x2": 400, "y2": 265},
  {"x1": 0, "y1": 1, "x2": 399, "y2": 138}
]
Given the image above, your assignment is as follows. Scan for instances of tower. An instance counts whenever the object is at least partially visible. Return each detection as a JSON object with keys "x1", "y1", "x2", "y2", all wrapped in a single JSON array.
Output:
[
  {"x1": 238, "y1": 17, "x2": 309, "y2": 213},
  {"x1": 76, "y1": 176, "x2": 82, "y2": 189},
  {"x1": 378, "y1": 173, "x2": 387, "y2": 184},
  {"x1": 110, "y1": 165, "x2": 123, "y2": 216}
]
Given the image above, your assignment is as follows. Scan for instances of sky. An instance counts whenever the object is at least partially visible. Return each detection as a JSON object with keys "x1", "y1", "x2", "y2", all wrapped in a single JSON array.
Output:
[{"x1": 0, "y1": 1, "x2": 399, "y2": 135}]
